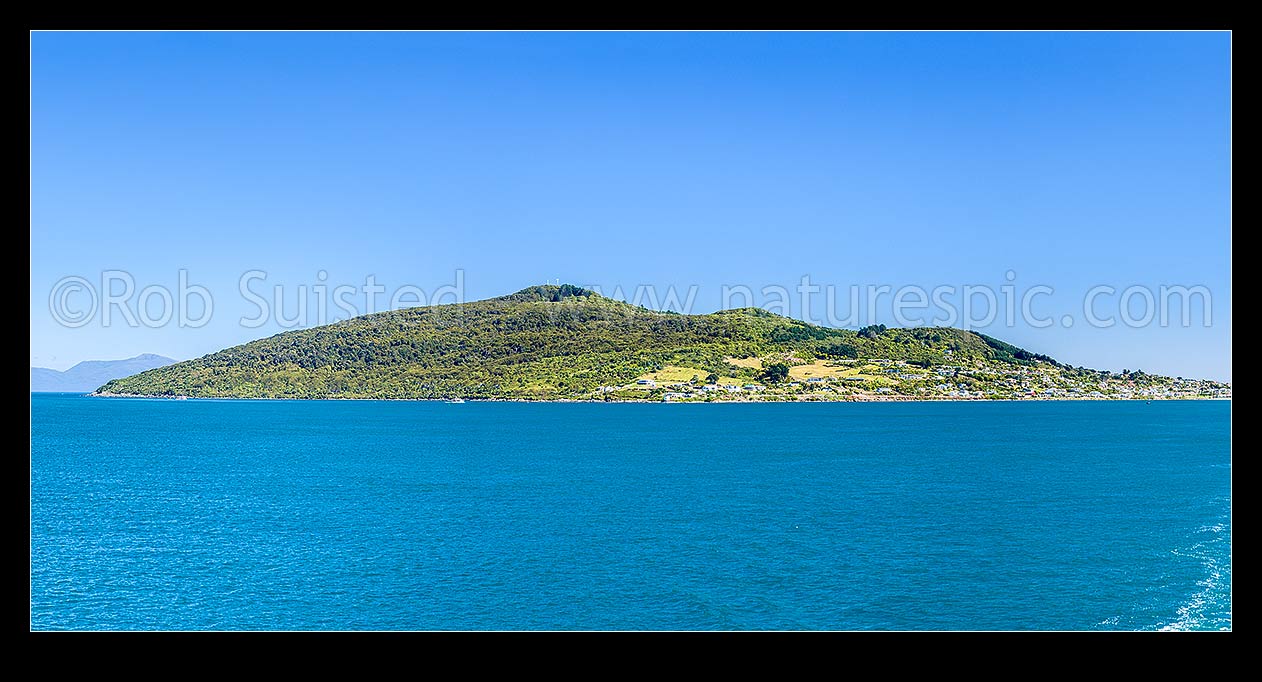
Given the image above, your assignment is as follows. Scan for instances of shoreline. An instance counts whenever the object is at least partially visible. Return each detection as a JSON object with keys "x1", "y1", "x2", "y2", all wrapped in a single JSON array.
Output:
[{"x1": 84, "y1": 392, "x2": 1232, "y2": 404}]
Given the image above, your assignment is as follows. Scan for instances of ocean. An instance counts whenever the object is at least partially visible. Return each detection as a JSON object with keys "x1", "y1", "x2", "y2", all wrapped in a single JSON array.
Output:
[{"x1": 30, "y1": 393, "x2": 1231, "y2": 630}]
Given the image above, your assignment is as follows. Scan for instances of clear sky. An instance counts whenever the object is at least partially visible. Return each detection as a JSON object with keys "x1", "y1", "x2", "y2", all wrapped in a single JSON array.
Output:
[{"x1": 31, "y1": 31, "x2": 1231, "y2": 380}]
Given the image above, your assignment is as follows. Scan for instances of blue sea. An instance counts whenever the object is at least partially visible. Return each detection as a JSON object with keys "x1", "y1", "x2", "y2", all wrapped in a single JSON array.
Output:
[{"x1": 30, "y1": 393, "x2": 1231, "y2": 631}]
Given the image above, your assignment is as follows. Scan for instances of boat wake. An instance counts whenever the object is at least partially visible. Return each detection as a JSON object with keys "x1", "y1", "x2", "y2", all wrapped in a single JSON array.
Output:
[{"x1": 1157, "y1": 518, "x2": 1231, "y2": 631}]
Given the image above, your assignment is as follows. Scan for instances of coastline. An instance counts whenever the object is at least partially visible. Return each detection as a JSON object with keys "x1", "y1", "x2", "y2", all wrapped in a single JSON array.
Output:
[{"x1": 85, "y1": 391, "x2": 1232, "y2": 404}]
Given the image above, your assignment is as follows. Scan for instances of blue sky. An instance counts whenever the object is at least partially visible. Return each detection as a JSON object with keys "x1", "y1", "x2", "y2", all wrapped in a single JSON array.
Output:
[{"x1": 30, "y1": 31, "x2": 1231, "y2": 380}]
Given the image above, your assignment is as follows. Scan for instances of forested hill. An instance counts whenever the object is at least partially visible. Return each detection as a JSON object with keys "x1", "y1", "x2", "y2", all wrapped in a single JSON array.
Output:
[{"x1": 95, "y1": 284, "x2": 1208, "y2": 401}]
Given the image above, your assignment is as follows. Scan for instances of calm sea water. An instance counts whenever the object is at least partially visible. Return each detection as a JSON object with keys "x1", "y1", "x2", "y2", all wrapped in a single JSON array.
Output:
[{"x1": 30, "y1": 393, "x2": 1231, "y2": 631}]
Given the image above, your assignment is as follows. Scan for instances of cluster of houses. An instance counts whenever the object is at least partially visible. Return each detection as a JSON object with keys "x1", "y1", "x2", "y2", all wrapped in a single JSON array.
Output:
[
  {"x1": 611, "y1": 378, "x2": 768, "y2": 401},
  {"x1": 924, "y1": 363, "x2": 1231, "y2": 400},
  {"x1": 599, "y1": 358, "x2": 1229, "y2": 402},
  {"x1": 661, "y1": 383, "x2": 766, "y2": 401}
]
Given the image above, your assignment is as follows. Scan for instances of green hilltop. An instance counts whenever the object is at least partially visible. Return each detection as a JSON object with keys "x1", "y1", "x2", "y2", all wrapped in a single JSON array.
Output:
[{"x1": 97, "y1": 284, "x2": 1230, "y2": 401}]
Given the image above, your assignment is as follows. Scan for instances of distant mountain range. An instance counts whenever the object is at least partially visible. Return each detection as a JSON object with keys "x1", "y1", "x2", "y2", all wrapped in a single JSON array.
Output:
[{"x1": 31, "y1": 354, "x2": 176, "y2": 393}]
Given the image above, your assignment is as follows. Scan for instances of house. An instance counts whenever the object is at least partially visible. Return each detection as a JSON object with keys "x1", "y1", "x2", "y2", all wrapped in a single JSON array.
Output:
[
  {"x1": 636, "y1": 379, "x2": 656, "y2": 387},
  {"x1": 743, "y1": 384, "x2": 764, "y2": 392},
  {"x1": 662, "y1": 392, "x2": 687, "y2": 402},
  {"x1": 843, "y1": 376, "x2": 866, "y2": 382},
  {"x1": 806, "y1": 377, "x2": 825, "y2": 383}
]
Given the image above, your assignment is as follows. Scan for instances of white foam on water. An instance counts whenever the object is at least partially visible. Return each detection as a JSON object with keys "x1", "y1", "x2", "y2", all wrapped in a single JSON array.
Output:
[{"x1": 1157, "y1": 519, "x2": 1231, "y2": 631}]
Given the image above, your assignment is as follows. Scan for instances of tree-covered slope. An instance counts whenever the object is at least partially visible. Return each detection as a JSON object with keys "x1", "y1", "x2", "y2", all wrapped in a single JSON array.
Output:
[{"x1": 95, "y1": 284, "x2": 1143, "y2": 400}]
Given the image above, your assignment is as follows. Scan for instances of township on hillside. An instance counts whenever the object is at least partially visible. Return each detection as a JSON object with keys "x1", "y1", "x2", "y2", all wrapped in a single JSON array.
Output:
[{"x1": 600, "y1": 356, "x2": 1231, "y2": 403}]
